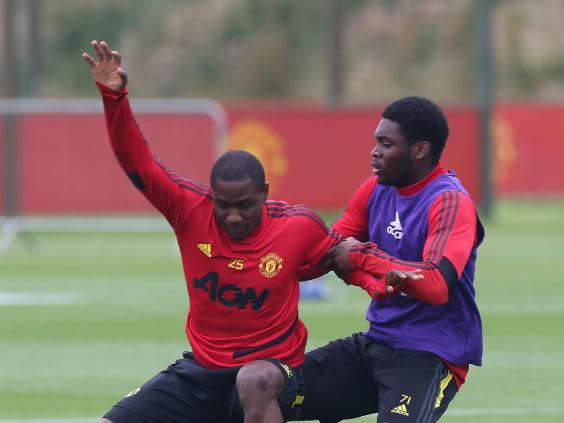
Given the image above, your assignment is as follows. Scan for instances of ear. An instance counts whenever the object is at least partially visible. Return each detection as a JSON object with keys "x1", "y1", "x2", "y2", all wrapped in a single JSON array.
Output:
[
  {"x1": 263, "y1": 182, "x2": 269, "y2": 200},
  {"x1": 413, "y1": 140, "x2": 431, "y2": 160}
]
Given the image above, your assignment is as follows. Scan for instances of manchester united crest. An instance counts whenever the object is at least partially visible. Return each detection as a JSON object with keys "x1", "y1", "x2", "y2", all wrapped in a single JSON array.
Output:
[{"x1": 259, "y1": 253, "x2": 283, "y2": 278}]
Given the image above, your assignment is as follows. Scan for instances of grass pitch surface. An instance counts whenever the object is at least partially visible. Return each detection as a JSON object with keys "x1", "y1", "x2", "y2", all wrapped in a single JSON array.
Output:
[{"x1": 1, "y1": 199, "x2": 563, "y2": 422}]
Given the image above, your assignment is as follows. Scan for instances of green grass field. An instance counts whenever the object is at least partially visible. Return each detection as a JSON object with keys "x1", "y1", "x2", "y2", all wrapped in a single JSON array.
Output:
[{"x1": 1, "y1": 199, "x2": 563, "y2": 422}]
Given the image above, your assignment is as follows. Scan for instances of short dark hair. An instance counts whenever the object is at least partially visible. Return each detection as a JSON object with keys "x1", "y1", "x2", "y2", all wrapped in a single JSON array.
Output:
[
  {"x1": 210, "y1": 150, "x2": 266, "y2": 190},
  {"x1": 382, "y1": 96, "x2": 449, "y2": 162}
]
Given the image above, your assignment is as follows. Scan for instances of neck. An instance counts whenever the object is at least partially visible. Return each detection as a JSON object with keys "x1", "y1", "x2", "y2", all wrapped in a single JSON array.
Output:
[
  {"x1": 397, "y1": 163, "x2": 445, "y2": 196},
  {"x1": 407, "y1": 163, "x2": 436, "y2": 186}
]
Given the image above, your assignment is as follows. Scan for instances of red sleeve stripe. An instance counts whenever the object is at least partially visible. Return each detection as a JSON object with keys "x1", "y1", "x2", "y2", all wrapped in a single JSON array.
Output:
[
  {"x1": 176, "y1": 182, "x2": 212, "y2": 199},
  {"x1": 266, "y1": 203, "x2": 300, "y2": 211},
  {"x1": 427, "y1": 191, "x2": 460, "y2": 264},
  {"x1": 267, "y1": 205, "x2": 341, "y2": 239},
  {"x1": 323, "y1": 226, "x2": 342, "y2": 241},
  {"x1": 266, "y1": 200, "x2": 288, "y2": 207},
  {"x1": 156, "y1": 163, "x2": 210, "y2": 191},
  {"x1": 266, "y1": 204, "x2": 323, "y2": 223},
  {"x1": 152, "y1": 156, "x2": 212, "y2": 198},
  {"x1": 267, "y1": 205, "x2": 326, "y2": 228},
  {"x1": 426, "y1": 192, "x2": 450, "y2": 263},
  {"x1": 434, "y1": 191, "x2": 460, "y2": 262},
  {"x1": 350, "y1": 244, "x2": 434, "y2": 270},
  {"x1": 269, "y1": 212, "x2": 341, "y2": 239}
]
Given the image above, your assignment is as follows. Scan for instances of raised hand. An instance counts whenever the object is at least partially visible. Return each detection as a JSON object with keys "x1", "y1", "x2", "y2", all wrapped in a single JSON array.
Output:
[{"x1": 82, "y1": 40, "x2": 127, "y2": 92}]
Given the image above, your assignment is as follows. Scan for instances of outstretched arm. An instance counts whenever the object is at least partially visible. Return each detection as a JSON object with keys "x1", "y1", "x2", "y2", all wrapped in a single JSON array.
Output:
[{"x1": 82, "y1": 40, "x2": 206, "y2": 227}]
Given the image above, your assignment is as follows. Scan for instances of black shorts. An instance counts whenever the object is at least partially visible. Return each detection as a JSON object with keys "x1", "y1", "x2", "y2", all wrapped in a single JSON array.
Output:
[
  {"x1": 292, "y1": 333, "x2": 458, "y2": 423},
  {"x1": 104, "y1": 352, "x2": 303, "y2": 423}
]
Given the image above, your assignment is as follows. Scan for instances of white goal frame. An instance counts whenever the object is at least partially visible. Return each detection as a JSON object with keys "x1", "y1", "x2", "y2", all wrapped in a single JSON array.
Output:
[{"x1": 0, "y1": 98, "x2": 228, "y2": 254}]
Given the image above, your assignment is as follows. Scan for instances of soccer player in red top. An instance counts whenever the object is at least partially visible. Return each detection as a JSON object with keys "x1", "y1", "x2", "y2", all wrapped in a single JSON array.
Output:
[{"x1": 83, "y1": 40, "x2": 342, "y2": 423}]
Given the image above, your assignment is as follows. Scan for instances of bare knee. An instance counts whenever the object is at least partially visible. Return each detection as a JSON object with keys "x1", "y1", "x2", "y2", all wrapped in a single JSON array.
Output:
[{"x1": 236, "y1": 360, "x2": 285, "y2": 407}]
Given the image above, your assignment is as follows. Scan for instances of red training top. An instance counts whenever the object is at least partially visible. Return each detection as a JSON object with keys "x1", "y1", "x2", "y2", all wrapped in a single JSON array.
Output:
[{"x1": 99, "y1": 83, "x2": 340, "y2": 369}]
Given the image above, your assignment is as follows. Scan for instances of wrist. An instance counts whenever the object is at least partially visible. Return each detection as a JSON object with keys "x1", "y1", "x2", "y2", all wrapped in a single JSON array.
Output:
[{"x1": 96, "y1": 81, "x2": 128, "y2": 98}]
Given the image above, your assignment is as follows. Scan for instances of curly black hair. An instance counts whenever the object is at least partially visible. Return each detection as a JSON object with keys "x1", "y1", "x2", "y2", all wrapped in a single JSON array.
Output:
[
  {"x1": 382, "y1": 96, "x2": 449, "y2": 163},
  {"x1": 210, "y1": 150, "x2": 266, "y2": 190}
]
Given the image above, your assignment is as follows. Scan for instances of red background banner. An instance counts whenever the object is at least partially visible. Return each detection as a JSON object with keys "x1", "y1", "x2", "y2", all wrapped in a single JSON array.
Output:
[
  {"x1": 0, "y1": 103, "x2": 562, "y2": 214},
  {"x1": 493, "y1": 104, "x2": 564, "y2": 196},
  {"x1": 226, "y1": 106, "x2": 479, "y2": 210}
]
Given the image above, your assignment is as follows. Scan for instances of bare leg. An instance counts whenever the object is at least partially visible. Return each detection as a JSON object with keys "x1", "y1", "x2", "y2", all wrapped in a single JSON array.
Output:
[{"x1": 236, "y1": 361, "x2": 285, "y2": 423}]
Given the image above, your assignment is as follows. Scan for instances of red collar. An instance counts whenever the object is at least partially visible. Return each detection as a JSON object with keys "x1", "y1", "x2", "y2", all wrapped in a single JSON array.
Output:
[{"x1": 396, "y1": 164, "x2": 447, "y2": 196}]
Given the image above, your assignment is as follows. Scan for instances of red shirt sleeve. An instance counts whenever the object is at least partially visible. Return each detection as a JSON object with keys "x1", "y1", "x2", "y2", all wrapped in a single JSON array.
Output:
[
  {"x1": 348, "y1": 190, "x2": 478, "y2": 305},
  {"x1": 332, "y1": 177, "x2": 376, "y2": 241},
  {"x1": 424, "y1": 190, "x2": 478, "y2": 275},
  {"x1": 347, "y1": 270, "x2": 396, "y2": 300},
  {"x1": 300, "y1": 213, "x2": 342, "y2": 267},
  {"x1": 296, "y1": 212, "x2": 342, "y2": 281},
  {"x1": 298, "y1": 178, "x2": 374, "y2": 281},
  {"x1": 99, "y1": 83, "x2": 207, "y2": 228}
]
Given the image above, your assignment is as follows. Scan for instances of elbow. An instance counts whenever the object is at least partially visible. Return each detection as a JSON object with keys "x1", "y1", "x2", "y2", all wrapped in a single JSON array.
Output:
[
  {"x1": 438, "y1": 257, "x2": 459, "y2": 303},
  {"x1": 418, "y1": 258, "x2": 459, "y2": 305},
  {"x1": 127, "y1": 172, "x2": 146, "y2": 190}
]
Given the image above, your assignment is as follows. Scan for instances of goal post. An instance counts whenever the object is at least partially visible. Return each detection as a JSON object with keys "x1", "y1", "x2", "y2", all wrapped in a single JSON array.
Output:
[{"x1": 0, "y1": 97, "x2": 228, "y2": 253}]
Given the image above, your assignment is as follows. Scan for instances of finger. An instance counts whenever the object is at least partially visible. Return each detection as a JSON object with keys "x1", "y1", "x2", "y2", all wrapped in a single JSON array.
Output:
[
  {"x1": 118, "y1": 68, "x2": 128, "y2": 86},
  {"x1": 82, "y1": 52, "x2": 96, "y2": 68},
  {"x1": 111, "y1": 50, "x2": 121, "y2": 65},
  {"x1": 91, "y1": 40, "x2": 104, "y2": 62},
  {"x1": 99, "y1": 41, "x2": 113, "y2": 61},
  {"x1": 389, "y1": 270, "x2": 406, "y2": 280}
]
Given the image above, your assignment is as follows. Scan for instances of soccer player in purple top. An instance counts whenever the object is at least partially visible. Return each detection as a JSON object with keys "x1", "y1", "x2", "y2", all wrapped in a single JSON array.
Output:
[{"x1": 291, "y1": 96, "x2": 485, "y2": 423}]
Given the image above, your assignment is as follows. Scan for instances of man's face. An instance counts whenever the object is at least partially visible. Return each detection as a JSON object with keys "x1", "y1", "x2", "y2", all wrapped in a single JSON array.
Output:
[
  {"x1": 371, "y1": 118, "x2": 417, "y2": 187},
  {"x1": 212, "y1": 177, "x2": 267, "y2": 240}
]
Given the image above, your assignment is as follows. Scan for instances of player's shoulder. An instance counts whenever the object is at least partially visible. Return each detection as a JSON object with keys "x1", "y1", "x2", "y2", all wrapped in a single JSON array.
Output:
[
  {"x1": 266, "y1": 200, "x2": 321, "y2": 220},
  {"x1": 359, "y1": 176, "x2": 379, "y2": 192},
  {"x1": 170, "y1": 173, "x2": 213, "y2": 199},
  {"x1": 428, "y1": 188, "x2": 478, "y2": 225},
  {"x1": 265, "y1": 200, "x2": 327, "y2": 229},
  {"x1": 351, "y1": 176, "x2": 379, "y2": 202},
  {"x1": 433, "y1": 186, "x2": 476, "y2": 206}
]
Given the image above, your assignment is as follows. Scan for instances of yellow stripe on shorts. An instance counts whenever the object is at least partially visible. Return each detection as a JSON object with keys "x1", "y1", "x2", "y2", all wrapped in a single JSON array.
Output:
[
  {"x1": 292, "y1": 394, "x2": 304, "y2": 408},
  {"x1": 435, "y1": 372, "x2": 452, "y2": 408}
]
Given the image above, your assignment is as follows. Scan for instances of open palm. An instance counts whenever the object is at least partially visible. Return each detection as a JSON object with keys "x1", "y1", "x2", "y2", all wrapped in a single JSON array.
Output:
[{"x1": 82, "y1": 40, "x2": 127, "y2": 92}]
